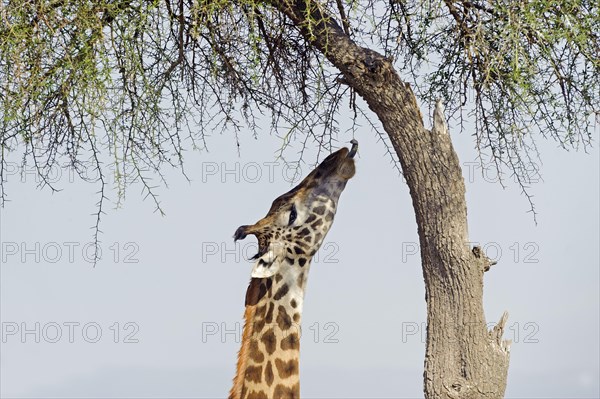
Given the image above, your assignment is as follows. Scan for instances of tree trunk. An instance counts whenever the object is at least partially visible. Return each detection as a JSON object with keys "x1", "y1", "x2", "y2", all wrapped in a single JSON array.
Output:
[{"x1": 268, "y1": 1, "x2": 511, "y2": 397}]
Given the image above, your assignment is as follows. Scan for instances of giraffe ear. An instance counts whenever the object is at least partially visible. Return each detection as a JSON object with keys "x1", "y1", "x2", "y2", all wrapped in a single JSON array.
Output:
[{"x1": 250, "y1": 248, "x2": 282, "y2": 278}]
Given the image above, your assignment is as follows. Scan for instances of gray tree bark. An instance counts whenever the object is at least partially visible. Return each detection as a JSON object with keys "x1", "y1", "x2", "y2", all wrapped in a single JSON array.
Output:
[{"x1": 267, "y1": 1, "x2": 512, "y2": 397}]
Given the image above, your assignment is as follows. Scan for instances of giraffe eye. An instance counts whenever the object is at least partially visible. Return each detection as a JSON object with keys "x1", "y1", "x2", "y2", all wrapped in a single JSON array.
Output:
[{"x1": 288, "y1": 205, "x2": 297, "y2": 226}]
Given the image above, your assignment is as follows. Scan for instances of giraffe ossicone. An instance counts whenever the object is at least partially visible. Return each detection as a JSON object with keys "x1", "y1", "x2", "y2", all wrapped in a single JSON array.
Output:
[{"x1": 229, "y1": 140, "x2": 358, "y2": 399}]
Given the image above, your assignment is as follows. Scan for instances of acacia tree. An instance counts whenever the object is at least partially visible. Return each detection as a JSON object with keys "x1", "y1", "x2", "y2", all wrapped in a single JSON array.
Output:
[{"x1": 1, "y1": 0, "x2": 598, "y2": 397}]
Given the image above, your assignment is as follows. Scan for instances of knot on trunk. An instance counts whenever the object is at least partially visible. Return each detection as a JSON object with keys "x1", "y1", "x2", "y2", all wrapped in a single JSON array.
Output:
[
  {"x1": 363, "y1": 52, "x2": 385, "y2": 74},
  {"x1": 442, "y1": 377, "x2": 478, "y2": 399},
  {"x1": 448, "y1": 378, "x2": 471, "y2": 396},
  {"x1": 344, "y1": 48, "x2": 394, "y2": 85},
  {"x1": 472, "y1": 245, "x2": 497, "y2": 272}
]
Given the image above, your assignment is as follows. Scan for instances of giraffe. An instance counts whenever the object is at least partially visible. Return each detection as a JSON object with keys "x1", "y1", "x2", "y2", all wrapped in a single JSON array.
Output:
[{"x1": 229, "y1": 140, "x2": 358, "y2": 399}]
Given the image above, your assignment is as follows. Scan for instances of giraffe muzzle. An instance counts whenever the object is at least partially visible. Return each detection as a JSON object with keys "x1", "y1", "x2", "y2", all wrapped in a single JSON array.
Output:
[
  {"x1": 233, "y1": 225, "x2": 249, "y2": 242},
  {"x1": 348, "y1": 139, "x2": 358, "y2": 158}
]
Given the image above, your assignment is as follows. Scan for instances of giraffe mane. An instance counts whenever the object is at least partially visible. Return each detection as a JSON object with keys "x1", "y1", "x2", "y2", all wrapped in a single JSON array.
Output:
[
  {"x1": 229, "y1": 304, "x2": 256, "y2": 399},
  {"x1": 229, "y1": 278, "x2": 272, "y2": 399}
]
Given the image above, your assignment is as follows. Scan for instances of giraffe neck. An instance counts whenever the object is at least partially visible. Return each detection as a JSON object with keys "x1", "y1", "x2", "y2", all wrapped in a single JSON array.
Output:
[{"x1": 230, "y1": 262, "x2": 310, "y2": 399}]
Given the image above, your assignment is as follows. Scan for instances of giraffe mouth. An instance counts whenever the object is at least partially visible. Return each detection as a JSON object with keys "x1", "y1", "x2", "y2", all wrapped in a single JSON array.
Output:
[
  {"x1": 233, "y1": 225, "x2": 268, "y2": 259},
  {"x1": 233, "y1": 225, "x2": 249, "y2": 242}
]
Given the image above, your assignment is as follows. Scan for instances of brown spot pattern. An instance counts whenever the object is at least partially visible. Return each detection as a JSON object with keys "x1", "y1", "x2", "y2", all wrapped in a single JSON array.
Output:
[
  {"x1": 246, "y1": 390, "x2": 269, "y2": 399},
  {"x1": 280, "y1": 333, "x2": 300, "y2": 350},
  {"x1": 275, "y1": 358, "x2": 299, "y2": 379},
  {"x1": 313, "y1": 205, "x2": 326, "y2": 215},
  {"x1": 265, "y1": 360, "x2": 274, "y2": 386},
  {"x1": 265, "y1": 302, "x2": 275, "y2": 323},
  {"x1": 253, "y1": 318, "x2": 265, "y2": 333},
  {"x1": 296, "y1": 272, "x2": 304, "y2": 288},
  {"x1": 255, "y1": 304, "x2": 267, "y2": 319},
  {"x1": 273, "y1": 284, "x2": 289, "y2": 300},
  {"x1": 261, "y1": 329, "x2": 277, "y2": 355},
  {"x1": 276, "y1": 305, "x2": 293, "y2": 330},
  {"x1": 244, "y1": 365, "x2": 263, "y2": 383},
  {"x1": 305, "y1": 214, "x2": 317, "y2": 224},
  {"x1": 273, "y1": 383, "x2": 300, "y2": 399},
  {"x1": 248, "y1": 340, "x2": 265, "y2": 363},
  {"x1": 299, "y1": 227, "x2": 310, "y2": 236}
]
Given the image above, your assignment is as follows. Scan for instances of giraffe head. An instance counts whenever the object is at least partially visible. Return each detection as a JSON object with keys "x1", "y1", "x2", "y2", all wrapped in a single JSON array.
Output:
[
  {"x1": 234, "y1": 140, "x2": 357, "y2": 281},
  {"x1": 229, "y1": 141, "x2": 357, "y2": 399}
]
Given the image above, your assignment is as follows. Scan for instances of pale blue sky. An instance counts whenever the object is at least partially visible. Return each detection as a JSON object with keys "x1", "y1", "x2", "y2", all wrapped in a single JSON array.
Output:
[{"x1": 1, "y1": 109, "x2": 598, "y2": 398}]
